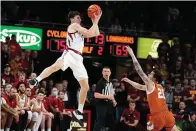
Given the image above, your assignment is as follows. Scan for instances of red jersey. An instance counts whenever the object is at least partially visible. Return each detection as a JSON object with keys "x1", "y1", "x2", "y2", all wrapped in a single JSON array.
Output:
[
  {"x1": 3, "y1": 94, "x2": 17, "y2": 108},
  {"x1": 10, "y1": 40, "x2": 22, "y2": 59},
  {"x1": 43, "y1": 97, "x2": 50, "y2": 111},
  {"x1": 147, "y1": 82, "x2": 168, "y2": 114},
  {"x1": 56, "y1": 98, "x2": 65, "y2": 112}
]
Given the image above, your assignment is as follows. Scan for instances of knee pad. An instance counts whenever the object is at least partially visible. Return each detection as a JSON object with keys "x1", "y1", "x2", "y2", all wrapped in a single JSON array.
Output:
[
  {"x1": 27, "y1": 111, "x2": 33, "y2": 120},
  {"x1": 32, "y1": 112, "x2": 39, "y2": 121}
]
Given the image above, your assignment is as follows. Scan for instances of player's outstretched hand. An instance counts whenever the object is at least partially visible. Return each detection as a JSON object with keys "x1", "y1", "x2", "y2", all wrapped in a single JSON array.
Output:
[
  {"x1": 91, "y1": 10, "x2": 102, "y2": 24},
  {"x1": 126, "y1": 46, "x2": 134, "y2": 55},
  {"x1": 121, "y1": 78, "x2": 131, "y2": 83}
]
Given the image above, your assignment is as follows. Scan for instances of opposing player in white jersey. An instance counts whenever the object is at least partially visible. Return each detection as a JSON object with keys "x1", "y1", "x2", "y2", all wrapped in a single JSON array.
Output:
[{"x1": 29, "y1": 11, "x2": 102, "y2": 126}]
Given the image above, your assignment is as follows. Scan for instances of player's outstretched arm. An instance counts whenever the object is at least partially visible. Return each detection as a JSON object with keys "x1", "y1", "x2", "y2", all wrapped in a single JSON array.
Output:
[
  {"x1": 122, "y1": 78, "x2": 146, "y2": 91},
  {"x1": 72, "y1": 12, "x2": 102, "y2": 38},
  {"x1": 126, "y1": 46, "x2": 151, "y2": 85}
]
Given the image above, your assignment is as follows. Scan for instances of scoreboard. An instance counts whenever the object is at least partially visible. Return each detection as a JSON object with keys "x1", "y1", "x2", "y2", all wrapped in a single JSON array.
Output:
[{"x1": 44, "y1": 29, "x2": 136, "y2": 57}]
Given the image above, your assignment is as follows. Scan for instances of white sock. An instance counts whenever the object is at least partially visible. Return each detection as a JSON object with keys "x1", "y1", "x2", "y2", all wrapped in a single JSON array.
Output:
[
  {"x1": 36, "y1": 76, "x2": 42, "y2": 82},
  {"x1": 5, "y1": 128, "x2": 10, "y2": 131},
  {"x1": 41, "y1": 129, "x2": 45, "y2": 131},
  {"x1": 78, "y1": 104, "x2": 84, "y2": 113},
  {"x1": 27, "y1": 128, "x2": 31, "y2": 131},
  {"x1": 47, "y1": 128, "x2": 51, "y2": 131}
]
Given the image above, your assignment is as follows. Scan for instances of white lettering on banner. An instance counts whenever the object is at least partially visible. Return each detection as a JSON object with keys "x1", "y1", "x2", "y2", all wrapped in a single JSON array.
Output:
[
  {"x1": 0, "y1": 29, "x2": 41, "y2": 46},
  {"x1": 70, "y1": 121, "x2": 87, "y2": 129}
]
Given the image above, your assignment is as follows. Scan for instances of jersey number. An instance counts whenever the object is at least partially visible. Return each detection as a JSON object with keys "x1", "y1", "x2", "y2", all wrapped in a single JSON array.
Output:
[{"x1": 158, "y1": 88, "x2": 165, "y2": 99}]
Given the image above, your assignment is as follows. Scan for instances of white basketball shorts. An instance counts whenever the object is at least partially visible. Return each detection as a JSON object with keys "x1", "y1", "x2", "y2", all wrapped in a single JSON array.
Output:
[{"x1": 59, "y1": 50, "x2": 88, "y2": 81}]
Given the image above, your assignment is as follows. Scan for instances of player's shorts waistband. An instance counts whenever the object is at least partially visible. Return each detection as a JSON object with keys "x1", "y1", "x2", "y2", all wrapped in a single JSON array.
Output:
[{"x1": 67, "y1": 48, "x2": 82, "y2": 56}]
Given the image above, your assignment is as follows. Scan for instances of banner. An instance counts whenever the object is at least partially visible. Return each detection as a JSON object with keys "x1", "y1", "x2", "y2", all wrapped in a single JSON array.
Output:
[
  {"x1": 137, "y1": 37, "x2": 172, "y2": 59},
  {"x1": 0, "y1": 25, "x2": 43, "y2": 50}
]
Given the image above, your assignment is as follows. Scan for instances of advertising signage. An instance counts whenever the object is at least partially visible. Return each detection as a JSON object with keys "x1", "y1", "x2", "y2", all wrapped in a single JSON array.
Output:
[
  {"x1": 44, "y1": 28, "x2": 136, "y2": 57},
  {"x1": 0, "y1": 25, "x2": 43, "y2": 50},
  {"x1": 137, "y1": 37, "x2": 172, "y2": 59}
]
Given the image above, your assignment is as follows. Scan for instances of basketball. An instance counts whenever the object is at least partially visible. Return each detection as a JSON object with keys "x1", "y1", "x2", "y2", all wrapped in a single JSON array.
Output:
[{"x1": 87, "y1": 4, "x2": 101, "y2": 19}]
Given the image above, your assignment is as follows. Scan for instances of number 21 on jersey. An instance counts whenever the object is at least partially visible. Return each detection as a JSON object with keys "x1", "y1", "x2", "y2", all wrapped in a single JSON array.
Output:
[{"x1": 158, "y1": 88, "x2": 165, "y2": 99}]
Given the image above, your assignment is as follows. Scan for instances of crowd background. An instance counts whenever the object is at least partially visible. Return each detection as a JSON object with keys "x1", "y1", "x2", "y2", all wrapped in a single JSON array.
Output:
[{"x1": 1, "y1": 1, "x2": 196, "y2": 131}]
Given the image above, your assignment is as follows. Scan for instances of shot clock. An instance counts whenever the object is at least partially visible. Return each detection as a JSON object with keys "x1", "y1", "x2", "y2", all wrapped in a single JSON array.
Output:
[{"x1": 44, "y1": 29, "x2": 136, "y2": 57}]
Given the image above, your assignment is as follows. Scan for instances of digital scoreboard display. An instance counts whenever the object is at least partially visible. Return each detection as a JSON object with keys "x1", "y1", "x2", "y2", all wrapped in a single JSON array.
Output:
[{"x1": 44, "y1": 29, "x2": 136, "y2": 57}]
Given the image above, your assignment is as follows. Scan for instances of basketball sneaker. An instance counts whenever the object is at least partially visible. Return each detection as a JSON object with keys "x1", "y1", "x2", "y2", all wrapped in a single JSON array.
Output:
[
  {"x1": 29, "y1": 79, "x2": 38, "y2": 87},
  {"x1": 72, "y1": 110, "x2": 84, "y2": 127}
]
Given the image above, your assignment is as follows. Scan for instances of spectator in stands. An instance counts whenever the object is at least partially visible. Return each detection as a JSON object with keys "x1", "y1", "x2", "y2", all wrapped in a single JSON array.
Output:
[
  {"x1": 173, "y1": 81, "x2": 184, "y2": 111},
  {"x1": 183, "y1": 78, "x2": 190, "y2": 89},
  {"x1": 25, "y1": 50, "x2": 32, "y2": 70},
  {"x1": 20, "y1": 51, "x2": 30, "y2": 73},
  {"x1": 14, "y1": 72, "x2": 27, "y2": 88},
  {"x1": 164, "y1": 80, "x2": 173, "y2": 110},
  {"x1": 157, "y1": 35, "x2": 170, "y2": 62},
  {"x1": 10, "y1": 53, "x2": 22, "y2": 77},
  {"x1": 160, "y1": 63, "x2": 169, "y2": 81},
  {"x1": 15, "y1": 82, "x2": 31, "y2": 131},
  {"x1": 46, "y1": 79, "x2": 54, "y2": 96},
  {"x1": 175, "y1": 101, "x2": 190, "y2": 116},
  {"x1": 56, "y1": 91, "x2": 72, "y2": 131},
  {"x1": 184, "y1": 63, "x2": 196, "y2": 80},
  {"x1": 170, "y1": 60, "x2": 184, "y2": 82},
  {"x1": 48, "y1": 87, "x2": 60, "y2": 130},
  {"x1": 127, "y1": 87, "x2": 141, "y2": 103},
  {"x1": 184, "y1": 44, "x2": 193, "y2": 63},
  {"x1": 119, "y1": 101, "x2": 140, "y2": 131},
  {"x1": 109, "y1": 18, "x2": 122, "y2": 34},
  {"x1": 1, "y1": 64, "x2": 15, "y2": 84},
  {"x1": 3, "y1": 87, "x2": 18, "y2": 131},
  {"x1": 9, "y1": 34, "x2": 22, "y2": 59},
  {"x1": 1, "y1": 42, "x2": 10, "y2": 70},
  {"x1": 55, "y1": 83, "x2": 63, "y2": 92},
  {"x1": 115, "y1": 82, "x2": 128, "y2": 121},
  {"x1": 62, "y1": 80, "x2": 71, "y2": 108},
  {"x1": 33, "y1": 90, "x2": 54, "y2": 131},
  {"x1": 31, "y1": 51, "x2": 40, "y2": 74}
]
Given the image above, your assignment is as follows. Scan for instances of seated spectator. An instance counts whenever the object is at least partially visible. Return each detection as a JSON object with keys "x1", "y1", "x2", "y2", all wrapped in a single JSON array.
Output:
[
  {"x1": 184, "y1": 63, "x2": 196, "y2": 80},
  {"x1": 145, "y1": 64, "x2": 152, "y2": 75},
  {"x1": 183, "y1": 79, "x2": 190, "y2": 89},
  {"x1": 10, "y1": 53, "x2": 22, "y2": 77},
  {"x1": 20, "y1": 51, "x2": 30, "y2": 73},
  {"x1": 164, "y1": 81, "x2": 173, "y2": 110},
  {"x1": 174, "y1": 101, "x2": 190, "y2": 116},
  {"x1": 115, "y1": 82, "x2": 128, "y2": 121},
  {"x1": 3, "y1": 87, "x2": 18, "y2": 131},
  {"x1": 56, "y1": 91, "x2": 72, "y2": 131},
  {"x1": 31, "y1": 51, "x2": 41, "y2": 74},
  {"x1": 9, "y1": 34, "x2": 22, "y2": 59},
  {"x1": 183, "y1": 79, "x2": 196, "y2": 108},
  {"x1": 157, "y1": 35, "x2": 170, "y2": 62},
  {"x1": 13, "y1": 72, "x2": 27, "y2": 88},
  {"x1": 61, "y1": 80, "x2": 71, "y2": 108},
  {"x1": 32, "y1": 90, "x2": 54, "y2": 131},
  {"x1": 173, "y1": 81, "x2": 184, "y2": 111},
  {"x1": 159, "y1": 63, "x2": 169, "y2": 81},
  {"x1": 119, "y1": 101, "x2": 140, "y2": 131},
  {"x1": 127, "y1": 88, "x2": 141, "y2": 103},
  {"x1": 1, "y1": 64, "x2": 15, "y2": 84},
  {"x1": 170, "y1": 60, "x2": 184, "y2": 81},
  {"x1": 1, "y1": 42, "x2": 10, "y2": 70}
]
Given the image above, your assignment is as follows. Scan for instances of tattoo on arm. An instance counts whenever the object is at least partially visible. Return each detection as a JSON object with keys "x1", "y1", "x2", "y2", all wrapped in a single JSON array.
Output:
[{"x1": 133, "y1": 62, "x2": 148, "y2": 83}]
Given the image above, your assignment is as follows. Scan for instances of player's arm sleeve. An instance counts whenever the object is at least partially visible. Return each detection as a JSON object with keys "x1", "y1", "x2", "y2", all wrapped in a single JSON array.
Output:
[{"x1": 72, "y1": 23, "x2": 99, "y2": 38}]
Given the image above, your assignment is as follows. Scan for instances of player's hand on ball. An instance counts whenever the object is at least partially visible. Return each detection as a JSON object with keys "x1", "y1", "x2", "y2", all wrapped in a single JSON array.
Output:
[{"x1": 91, "y1": 10, "x2": 102, "y2": 24}]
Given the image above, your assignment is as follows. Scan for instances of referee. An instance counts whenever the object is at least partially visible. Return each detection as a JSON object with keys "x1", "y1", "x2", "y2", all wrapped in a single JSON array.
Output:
[{"x1": 93, "y1": 66, "x2": 117, "y2": 131}]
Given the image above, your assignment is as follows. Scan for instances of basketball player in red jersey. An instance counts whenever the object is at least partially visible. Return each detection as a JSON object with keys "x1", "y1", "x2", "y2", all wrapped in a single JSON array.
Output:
[
  {"x1": 29, "y1": 11, "x2": 102, "y2": 126},
  {"x1": 122, "y1": 46, "x2": 179, "y2": 131}
]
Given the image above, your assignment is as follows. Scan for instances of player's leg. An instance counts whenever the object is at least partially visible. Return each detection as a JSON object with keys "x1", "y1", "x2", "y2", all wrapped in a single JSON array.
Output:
[
  {"x1": 164, "y1": 111, "x2": 178, "y2": 131},
  {"x1": 1, "y1": 111, "x2": 7, "y2": 130},
  {"x1": 29, "y1": 53, "x2": 66, "y2": 86},
  {"x1": 70, "y1": 59, "x2": 89, "y2": 126}
]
